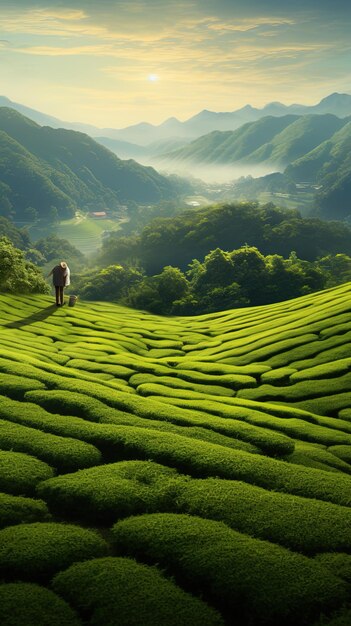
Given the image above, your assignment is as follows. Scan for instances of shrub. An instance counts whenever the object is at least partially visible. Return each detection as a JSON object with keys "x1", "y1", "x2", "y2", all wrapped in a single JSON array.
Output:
[
  {"x1": 0, "y1": 582, "x2": 81, "y2": 626},
  {"x1": 312, "y1": 609, "x2": 351, "y2": 626},
  {"x1": 0, "y1": 418, "x2": 101, "y2": 472},
  {"x1": 175, "y1": 477, "x2": 351, "y2": 554},
  {"x1": 0, "y1": 522, "x2": 108, "y2": 582},
  {"x1": 38, "y1": 461, "x2": 180, "y2": 523},
  {"x1": 0, "y1": 373, "x2": 46, "y2": 399},
  {"x1": 129, "y1": 372, "x2": 236, "y2": 397},
  {"x1": 0, "y1": 450, "x2": 54, "y2": 496},
  {"x1": 290, "y1": 359, "x2": 351, "y2": 381},
  {"x1": 314, "y1": 553, "x2": 351, "y2": 583},
  {"x1": 0, "y1": 493, "x2": 51, "y2": 528},
  {"x1": 24, "y1": 388, "x2": 272, "y2": 454},
  {"x1": 328, "y1": 445, "x2": 351, "y2": 465},
  {"x1": 286, "y1": 441, "x2": 351, "y2": 475},
  {"x1": 52, "y1": 556, "x2": 224, "y2": 626},
  {"x1": 237, "y1": 373, "x2": 351, "y2": 402},
  {"x1": 26, "y1": 418, "x2": 351, "y2": 507},
  {"x1": 112, "y1": 513, "x2": 347, "y2": 626}
]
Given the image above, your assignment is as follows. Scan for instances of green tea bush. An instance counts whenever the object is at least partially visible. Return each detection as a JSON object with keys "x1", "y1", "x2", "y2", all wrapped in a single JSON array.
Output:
[
  {"x1": 0, "y1": 522, "x2": 108, "y2": 582},
  {"x1": 28, "y1": 418, "x2": 351, "y2": 506},
  {"x1": 48, "y1": 417, "x2": 350, "y2": 506},
  {"x1": 296, "y1": 393, "x2": 351, "y2": 416},
  {"x1": 112, "y1": 513, "x2": 347, "y2": 626},
  {"x1": 287, "y1": 441, "x2": 351, "y2": 475},
  {"x1": 290, "y1": 359, "x2": 351, "y2": 381},
  {"x1": 329, "y1": 446, "x2": 351, "y2": 465},
  {"x1": 312, "y1": 609, "x2": 351, "y2": 626},
  {"x1": 237, "y1": 373, "x2": 351, "y2": 402},
  {"x1": 173, "y1": 360, "x2": 270, "y2": 376},
  {"x1": 0, "y1": 418, "x2": 101, "y2": 472},
  {"x1": 0, "y1": 373, "x2": 46, "y2": 399},
  {"x1": 203, "y1": 333, "x2": 319, "y2": 365},
  {"x1": 175, "y1": 477, "x2": 351, "y2": 554},
  {"x1": 0, "y1": 359, "x2": 59, "y2": 387},
  {"x1": 0, "y1": 493, "x2": 51, "y2": 528},
  {"x1": 314, "y1": 553, "x2": 351, "y2": 583},
  {"x1": 52, "y1": 556, "x2": 224, "y2": 626},
  {"x1": 23, "y1": 390, "x2": 258, "y2": 454},
  {"x1": 339, "y1": 409, "x2": 351, "y2": 422},
  {"x1": 24, "y1": 389, "x2": 109, "y2": 421},
  {"x1": 265, "y1": 332, "x2": 351, "y2": 369},
  {"x1": 0, "y1": 582, "x2": 81, "y2": 626},
  {"x1": 66, "y1": 359, "x2": 134, "y2": 378},
  {"x1": 129, "y1": 373, "x2": 235, "y2": 397},
  {"x1": 260, "y1": 367, "x2": 297, "y2": 383},
  {"x1": 174, "y1": 369, "x2": 257, "y2": 389},
  {"x1": 0, "y1": 450, "x2": 54, "y2": 496},
  {"x1": 26, "y1": 386, "x2": 291, "y2": 456},
  {"x1": 38, "y1": 460, "x2": 180, "y2": 523}
]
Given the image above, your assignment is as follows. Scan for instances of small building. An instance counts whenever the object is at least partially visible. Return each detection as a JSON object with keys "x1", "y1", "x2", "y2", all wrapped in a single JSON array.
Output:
[{"x1": 90, "y1": 211, "x2": 107, "y2": 218}]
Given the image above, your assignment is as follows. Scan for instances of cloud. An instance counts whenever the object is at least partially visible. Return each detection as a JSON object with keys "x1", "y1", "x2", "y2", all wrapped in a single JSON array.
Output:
[{"x1": 206, "y1": 17, "x2": 295, "y2": 32}]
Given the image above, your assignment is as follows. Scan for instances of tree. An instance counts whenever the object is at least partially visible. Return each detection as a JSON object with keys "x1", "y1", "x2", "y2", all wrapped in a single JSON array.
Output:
[
  {"x1": 24, "y1": 206, "x2": 39, "y2": 222},
  {"x1": 78, "y1": 264, "x2": 142, "y2": 301},
  {"x1": 0, "y1": 237, "x2": 49, "y2": 294},
  {"x1": 230, "y1": 245, "x2": 267, "y2": 303},
  {"x1": 193, "y1": 248, "x2": 236, "y2": 294},
  {"x1": 126, "y1": 266, "x2": 189, "y2": 314}
]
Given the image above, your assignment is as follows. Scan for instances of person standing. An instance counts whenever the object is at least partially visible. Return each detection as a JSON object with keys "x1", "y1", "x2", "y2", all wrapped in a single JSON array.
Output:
[{"x1": 47, "y1": 261, "x2": 68, "y2": 306}]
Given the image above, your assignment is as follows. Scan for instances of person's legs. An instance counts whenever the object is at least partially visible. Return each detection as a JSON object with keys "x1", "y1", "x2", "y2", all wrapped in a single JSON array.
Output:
[
  {"x1": 55, "y1": 286, "x2": 60, "y2": 305},
  {"x1": 59, "y1": 286, "x2": 64, "y2": 305}
]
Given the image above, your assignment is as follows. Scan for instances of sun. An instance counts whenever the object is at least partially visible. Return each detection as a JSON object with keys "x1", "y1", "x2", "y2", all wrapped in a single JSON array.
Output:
[{"x1": 148, "y1": 74, "x2": 159, "y2": 82}]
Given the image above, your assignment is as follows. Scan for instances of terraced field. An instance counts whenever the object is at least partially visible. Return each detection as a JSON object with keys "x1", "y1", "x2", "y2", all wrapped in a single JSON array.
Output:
[{"x1": 0, "y1": 284, "x2": 351, "y2": 626}]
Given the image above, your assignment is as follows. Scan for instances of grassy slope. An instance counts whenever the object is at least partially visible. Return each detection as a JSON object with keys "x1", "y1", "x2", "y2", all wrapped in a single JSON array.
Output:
[{"x1": 0, "y1": 285, "x2": 351, "y2": 626}]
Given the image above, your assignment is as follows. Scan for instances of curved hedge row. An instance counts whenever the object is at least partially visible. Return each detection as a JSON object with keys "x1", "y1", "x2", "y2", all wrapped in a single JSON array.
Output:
[
  {"x1": 52, "y1": 557, "x2": 224, "y2": 626},
  {"x1": 0, "y1": 522, "x2": 108, "y2": 582},
  {"x1": 112, "y1": 513, "x2": 347, "y2": 626},
  {"x1": 174, "y1": 477, "x2": 351, "y2": 554},
  {"x1": 38, "y1": 461, "x2": 180, "y2": 522},
  {"x1": 0, "y1": 493, "x2": 51, "y2": 529},
  {"x1": 0, "y1": 418, "x2": 101, "y2": 472},
  {"x1": 0, "y1": 450, "x2": 54, "y2": 496},
  {"x1": 0, "y1": 582, "x2": 81, "y2": 626},
  {"x1": 38, "y1": 463, "x2": 351, "y2": 554}
]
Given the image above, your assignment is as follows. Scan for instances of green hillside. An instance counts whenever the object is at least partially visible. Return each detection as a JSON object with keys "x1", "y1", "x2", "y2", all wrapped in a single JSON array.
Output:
[
  {"x1": 161, "y1": 115, "x2": 297, "y2": 164},
  {"x1": 242, "y1": 114, "x2": 345, "y2": 166},
  {"x1": 286, "y1": 121, "x2": 351, "y2": 218},
  {"x1": 0, "y1": 108, "x2": 180, "y2": 220},
  {"x1": 0, "y1": 285, "x2": 351, "y2": 625},
  {"x1": 161, "y1": 114, "x2": 348, "y2": 168}
]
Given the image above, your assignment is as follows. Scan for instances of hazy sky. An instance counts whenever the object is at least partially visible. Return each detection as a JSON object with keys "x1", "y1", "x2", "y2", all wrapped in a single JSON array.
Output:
[{"x1": 1, "y1": 0, "x2": 350, "y2": 128}]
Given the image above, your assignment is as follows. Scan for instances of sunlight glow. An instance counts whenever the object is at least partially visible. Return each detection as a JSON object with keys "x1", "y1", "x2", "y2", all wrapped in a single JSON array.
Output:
[{"x1": 148, "y1": 73, "x2": 159, "y2": 82}]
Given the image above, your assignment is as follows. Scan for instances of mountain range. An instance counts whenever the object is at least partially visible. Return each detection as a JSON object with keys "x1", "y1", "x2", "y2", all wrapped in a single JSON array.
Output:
[
  {"x1": 158, "y1": 113, "x2": 350, "y2": 169},
  {"x1": 0, "y1": 108, "x2": 184, "y2": 221},
  {"x1": 1, "y1": 92, "x2": 351, "y2": 149}
]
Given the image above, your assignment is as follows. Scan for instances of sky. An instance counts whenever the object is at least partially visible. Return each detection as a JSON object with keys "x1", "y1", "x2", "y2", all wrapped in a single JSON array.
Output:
[{"x1": 1, "y1": 0, "x2": 350, "y2": 128}]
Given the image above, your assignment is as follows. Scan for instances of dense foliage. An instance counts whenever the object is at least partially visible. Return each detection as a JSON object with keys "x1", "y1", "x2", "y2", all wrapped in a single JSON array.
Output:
[
  {"x1": 75, "y1": 202, "x2": 351, "y2": 314},
  {"x1": 97, "y1": 202, "x2": 351, "y2": 273},
  {"x1": 0, "y1": 237, "x2": 49, "y2": 294}
]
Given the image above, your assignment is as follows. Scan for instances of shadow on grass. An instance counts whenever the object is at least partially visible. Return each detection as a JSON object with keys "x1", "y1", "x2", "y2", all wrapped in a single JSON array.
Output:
[{"x1": 2, "y1": 304, "x2": 58, "y2": 329}]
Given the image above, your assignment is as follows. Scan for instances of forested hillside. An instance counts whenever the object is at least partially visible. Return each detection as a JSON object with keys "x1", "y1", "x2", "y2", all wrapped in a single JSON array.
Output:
[
  {"x1": 97, "y1": 202, "x2": 351, "y2": 273},
  {"x1": 160, "y1": 114, "x2": 348, "y2": 168},
  {"x1": 0, "y1": 108, "x2": 184, "y2": 221}
]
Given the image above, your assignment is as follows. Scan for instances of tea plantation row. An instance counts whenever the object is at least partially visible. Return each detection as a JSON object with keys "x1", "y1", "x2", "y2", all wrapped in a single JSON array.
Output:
[{"x1": 0, "y1": 284, "x2": 351, "y2": 626}]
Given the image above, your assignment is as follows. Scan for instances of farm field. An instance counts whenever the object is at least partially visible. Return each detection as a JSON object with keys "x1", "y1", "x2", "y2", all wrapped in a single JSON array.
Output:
[
  {"x1": 0, "y1": 284, "x2": 351, "y2": 626},
  {"x1": 28, "y1": 212, "x2": 123, "y2": 255}
]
